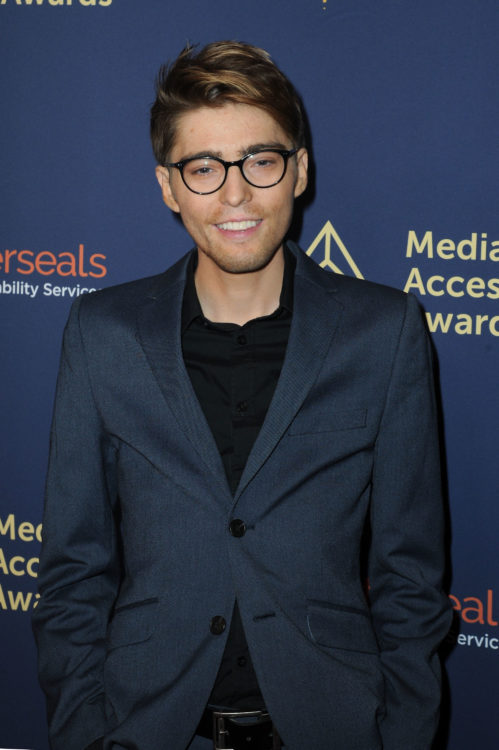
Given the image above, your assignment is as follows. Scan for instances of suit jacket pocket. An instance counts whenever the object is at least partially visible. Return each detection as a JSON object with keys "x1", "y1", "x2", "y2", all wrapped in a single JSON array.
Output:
[
  {"x1": 307, "y1": 600, "x2": 379, "y2": 654},
  {"x1": 289, "y1": 408, "x2": 367, "y2": 436},
  {"x1": 106, "y1": 597, "x2": 159, "y2": 652}
]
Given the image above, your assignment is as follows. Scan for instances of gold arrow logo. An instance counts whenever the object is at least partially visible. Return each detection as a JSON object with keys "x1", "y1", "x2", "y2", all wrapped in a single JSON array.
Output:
[{"x1": 306, "y1": 220, "x2": 363, "y2": 279}]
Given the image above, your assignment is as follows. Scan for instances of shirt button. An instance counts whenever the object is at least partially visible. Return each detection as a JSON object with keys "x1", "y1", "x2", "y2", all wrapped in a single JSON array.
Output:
[
  {"x1": 237, "y1": 334, "x2": 247, "y2": 345},
  {"x1": 210, "y1": 616, "x2": 226, "y2": 635},
  {"x1": 237, "y1": 401, "x2": 248, "y2": 414},
  {"x1": 229, "y1": 519, "x2": 246, "y2": 537},
  {"x1": 237, "y1": 656, "x2": 247, "y2": 667}
]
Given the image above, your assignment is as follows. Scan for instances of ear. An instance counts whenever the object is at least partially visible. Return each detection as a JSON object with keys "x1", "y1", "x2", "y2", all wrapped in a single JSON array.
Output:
[
  {"x1": 293, "y1": 148, "x2": 308, "y2": 198},
  {"x1": 155, "y1": 165, "x2": 180, "y2": 213}
]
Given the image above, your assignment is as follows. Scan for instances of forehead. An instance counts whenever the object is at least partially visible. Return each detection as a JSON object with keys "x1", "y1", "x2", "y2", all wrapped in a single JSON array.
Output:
[{"x1": 170, "y1": 103, "x2": 291, "y2": 159}]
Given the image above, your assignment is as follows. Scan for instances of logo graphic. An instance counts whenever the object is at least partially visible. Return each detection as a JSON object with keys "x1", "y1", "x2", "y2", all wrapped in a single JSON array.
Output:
[
  {"x1": 0, "y1": 512, "x2": 41, "y2": 613},
  {"x1": 403, "y1": 229, "x2": 499, "y2": 337},
  {"x1": 445, "y1": 588, "x2": 499, "y2": 653},
  {"x1": 0, "y1": 243, "x2": 107, "y2": 300},
  {"x1": 306, "y1": 220, "x2": 363, "y2": 279}
]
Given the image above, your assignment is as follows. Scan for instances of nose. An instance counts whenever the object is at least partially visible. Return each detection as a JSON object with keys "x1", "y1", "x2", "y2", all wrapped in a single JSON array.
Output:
[{"x1": 218, "y1": 164, "x2": 252, "y2": 206}]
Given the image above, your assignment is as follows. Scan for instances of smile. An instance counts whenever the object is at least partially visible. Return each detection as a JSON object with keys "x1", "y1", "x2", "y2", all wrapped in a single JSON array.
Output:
[{"x1": 215, "y1": 220, "x2": 261, "y2": 231}]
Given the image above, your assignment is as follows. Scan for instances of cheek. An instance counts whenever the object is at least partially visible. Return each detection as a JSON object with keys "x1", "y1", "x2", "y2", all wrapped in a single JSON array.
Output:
[
  {"x1": 179, "y1": 198, "x2": 204, "y2": 223},
  {"x1": 269, "y1": 191, "x2": 295, "y2": 224},
  {"x1": 178, "y1": 205, "x2": 211, "y2": 241}
]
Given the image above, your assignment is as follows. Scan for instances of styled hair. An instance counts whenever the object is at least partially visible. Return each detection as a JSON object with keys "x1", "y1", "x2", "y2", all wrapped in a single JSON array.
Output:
[{"x1": 150, "y1": 41, "x2": 306, "y2": 164}]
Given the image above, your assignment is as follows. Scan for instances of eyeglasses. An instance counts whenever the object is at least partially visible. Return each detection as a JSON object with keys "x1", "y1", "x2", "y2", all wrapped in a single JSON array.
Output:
[{"x1": 165, "y1": 148, "x2": 298, "y2": 195}]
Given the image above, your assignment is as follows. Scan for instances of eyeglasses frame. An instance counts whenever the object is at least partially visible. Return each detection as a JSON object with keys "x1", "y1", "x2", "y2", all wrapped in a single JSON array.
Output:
[{"x1": 164, "y1": 148, "x2": 299, "y2": 195}]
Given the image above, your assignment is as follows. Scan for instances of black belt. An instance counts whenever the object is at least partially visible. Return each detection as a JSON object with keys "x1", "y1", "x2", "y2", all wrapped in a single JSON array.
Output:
[{"x1": 197, "y1": 707, "x2": 282, "y2": 749}]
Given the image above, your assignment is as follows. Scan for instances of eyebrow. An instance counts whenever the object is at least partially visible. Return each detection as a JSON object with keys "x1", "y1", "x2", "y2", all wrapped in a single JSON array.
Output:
[{"x1": 175, "y1": 142, "x2": 291, "y2": 162}]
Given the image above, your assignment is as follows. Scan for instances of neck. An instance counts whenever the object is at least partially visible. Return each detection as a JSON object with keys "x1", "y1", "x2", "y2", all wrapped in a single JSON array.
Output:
[{"x1": 194, "y1": 247, "x2": 285, "y2": 326}]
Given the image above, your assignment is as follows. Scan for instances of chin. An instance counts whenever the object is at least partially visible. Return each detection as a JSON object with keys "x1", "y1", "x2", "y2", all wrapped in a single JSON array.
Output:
[
  {"x1": 218, "y1": 258, "x2": 271, "y2": 274},
  {"x1": 204, "y1": 246, "x2": 281, "y2": 275}
]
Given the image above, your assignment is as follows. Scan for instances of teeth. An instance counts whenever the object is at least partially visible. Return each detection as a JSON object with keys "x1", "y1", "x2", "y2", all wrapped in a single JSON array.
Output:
[{"x1": 217, "y1": 220, "x2": 259, "y2": 231}]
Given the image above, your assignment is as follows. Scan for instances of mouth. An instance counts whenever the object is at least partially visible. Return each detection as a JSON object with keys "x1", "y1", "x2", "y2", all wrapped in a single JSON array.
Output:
[{"x1": 215, "y1": 219, "x2": 261, "y2": 232}]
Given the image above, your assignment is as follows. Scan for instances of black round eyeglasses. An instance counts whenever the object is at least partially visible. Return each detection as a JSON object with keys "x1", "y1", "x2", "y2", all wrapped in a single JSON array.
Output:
[{"x1": 164, "y1": 148, "x2": 298, "y2": 195}]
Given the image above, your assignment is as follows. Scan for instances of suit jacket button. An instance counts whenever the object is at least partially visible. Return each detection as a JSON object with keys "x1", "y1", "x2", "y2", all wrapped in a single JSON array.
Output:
[
  {"x1": 229, "y1": 519, "x2": 246, "y2": 537},
  {"x1": 210, "y1": 616, "x2": 226, "y2": 635}
]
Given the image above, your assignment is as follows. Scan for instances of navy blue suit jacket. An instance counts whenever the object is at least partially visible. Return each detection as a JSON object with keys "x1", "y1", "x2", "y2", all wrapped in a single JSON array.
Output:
[{"x1": 33, "y1": 242, "x2": 452, "y2": 750}]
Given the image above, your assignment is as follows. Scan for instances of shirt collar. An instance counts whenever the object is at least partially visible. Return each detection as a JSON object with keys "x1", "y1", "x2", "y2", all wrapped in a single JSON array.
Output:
[{"x1": 181, "y1": 244, "x2": 295, "y2": 332}]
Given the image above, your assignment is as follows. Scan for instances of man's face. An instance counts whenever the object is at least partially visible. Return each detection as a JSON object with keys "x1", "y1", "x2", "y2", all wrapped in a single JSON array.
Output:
[{"x1": 155, "y1": 103, "x2": 308, "y2": 275}]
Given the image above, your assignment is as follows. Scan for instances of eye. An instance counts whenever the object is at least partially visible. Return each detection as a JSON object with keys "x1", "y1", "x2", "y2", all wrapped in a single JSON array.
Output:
[
  {"x1": 192, "y1": 165, "x2": 215, "y2": 176},
  {"x1": 184, "y1": 158, "x2": 220, "y2": 178},
  {"x1": 254, "y1": 156, "x2": 278, "y2": 168},
  {"x1": 246, "y1": 152, "x2": 281, "y2": 171}
]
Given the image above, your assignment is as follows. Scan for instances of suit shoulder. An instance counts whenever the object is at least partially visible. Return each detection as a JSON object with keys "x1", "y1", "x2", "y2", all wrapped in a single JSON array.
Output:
[
  {"x1": 294, "y1": 244, "x2": 410, "y2": 311},
  {"x1": 331, "y1": 274, "x2": 429, "y2": 354},
  {"x1": 291, "y1": 246, "x2": 425, "y2": 343},
  {"x1": 84, "y1": 272, "x2": 164, "y2": 307},
  {"x1": 332, "y1": 271, "x2": 409, "y2": 309},
  {"x1": 72, "y1": 251, "x2": 191, "y2": 319}
]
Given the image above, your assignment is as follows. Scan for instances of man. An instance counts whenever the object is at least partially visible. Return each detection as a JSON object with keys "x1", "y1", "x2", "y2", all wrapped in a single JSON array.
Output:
[{"x1": 33, "y1": 41, "x2": 452, "y2": 750}]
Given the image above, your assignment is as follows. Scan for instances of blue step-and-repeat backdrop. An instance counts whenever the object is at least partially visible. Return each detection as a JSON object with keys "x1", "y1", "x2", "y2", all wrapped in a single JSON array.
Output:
[{"x1": 1, "y1": 1, "x2": 498, "y2": 747}]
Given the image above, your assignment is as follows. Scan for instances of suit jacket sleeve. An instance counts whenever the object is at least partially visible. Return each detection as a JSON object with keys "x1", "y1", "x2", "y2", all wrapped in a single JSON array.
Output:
[
  {"x1": 368, "y1": 293, "x2": 452, "y2": 749},
  {"x1": 32, "y1": 297, "x2": 120, "y2": 750}
]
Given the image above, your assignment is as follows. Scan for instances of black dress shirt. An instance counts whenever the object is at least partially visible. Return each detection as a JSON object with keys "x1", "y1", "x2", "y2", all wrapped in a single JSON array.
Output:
[{"x1": 182, "y1": 247, "x2": 294, "y2": 709}]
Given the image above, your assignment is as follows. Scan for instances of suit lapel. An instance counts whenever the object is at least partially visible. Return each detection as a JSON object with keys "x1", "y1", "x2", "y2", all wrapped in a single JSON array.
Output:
[
  {"x1": 136, "y1": 254, "x2": 231, "y2": 498},
  {"x1": 136, "y1": 245, "x2": 342, "y2": 505},
  {"x1": 234, "y1": 243, "x2": 343, "y2": 502}
]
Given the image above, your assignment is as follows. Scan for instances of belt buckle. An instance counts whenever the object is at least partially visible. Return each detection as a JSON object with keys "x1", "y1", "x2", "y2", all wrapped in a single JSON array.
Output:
[{"x1": 212, "y1": 708, "x2": 281, "y2": 750}]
